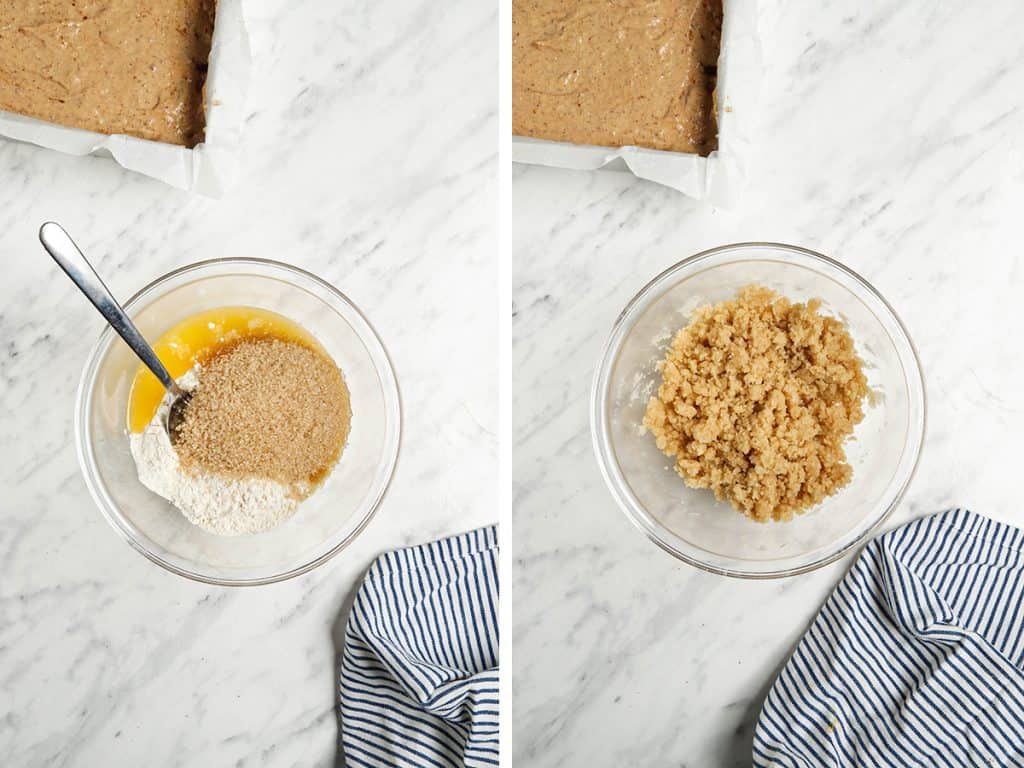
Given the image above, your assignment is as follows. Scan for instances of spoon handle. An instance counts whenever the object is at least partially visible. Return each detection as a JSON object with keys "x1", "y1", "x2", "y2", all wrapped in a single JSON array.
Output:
[{"x1": 39, "y1": 221, "x2": 180, "y2": 395}]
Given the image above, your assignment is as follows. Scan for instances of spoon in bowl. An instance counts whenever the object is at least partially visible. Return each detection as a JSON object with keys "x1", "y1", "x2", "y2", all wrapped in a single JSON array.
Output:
[{"x1": 39, "y1": 221, "x2": 192, "y2": 440}]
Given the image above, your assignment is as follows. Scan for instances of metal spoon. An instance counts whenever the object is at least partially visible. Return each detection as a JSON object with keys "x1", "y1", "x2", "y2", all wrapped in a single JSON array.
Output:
[{"x1": 39, "y1": 221, "x2": 192, "y2": 440}]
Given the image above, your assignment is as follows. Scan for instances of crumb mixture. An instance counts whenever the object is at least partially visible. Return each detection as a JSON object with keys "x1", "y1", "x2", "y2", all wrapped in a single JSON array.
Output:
[
  {"x1": 643, "y1": 286, "x2": 869, "y2": 522},
  {"x1": 0, "y1": 0, "x2": 216, "y2": 147},
  {"x1": 175, "y1": 337, "x2": 352, "y2": 488},
  {"x1": 512, "y1": 0, "x2": 722, "y2": 154}
]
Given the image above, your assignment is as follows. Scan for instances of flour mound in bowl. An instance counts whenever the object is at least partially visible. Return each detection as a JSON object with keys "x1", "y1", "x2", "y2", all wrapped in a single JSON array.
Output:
[{"x1": 643, "y1": 285, "x2": 869, "y2": 522}]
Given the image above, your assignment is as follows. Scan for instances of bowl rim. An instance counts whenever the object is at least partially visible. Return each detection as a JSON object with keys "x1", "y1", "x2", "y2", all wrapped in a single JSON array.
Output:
[
  {"x1": 590, "y1": 242, "x2": 927, "y2": 579},
  {"x1": 74, "y1": 257, "x2": 402, "y2": 587}
]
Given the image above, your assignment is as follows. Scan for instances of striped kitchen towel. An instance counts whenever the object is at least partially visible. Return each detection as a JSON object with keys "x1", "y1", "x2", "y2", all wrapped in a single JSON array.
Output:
[
  {"x1": 754, "y1": 508, "x2": 1024, "y2": 767},
  {"x1": 340, "y1": 525, "x2": 499, "y2": 767}
]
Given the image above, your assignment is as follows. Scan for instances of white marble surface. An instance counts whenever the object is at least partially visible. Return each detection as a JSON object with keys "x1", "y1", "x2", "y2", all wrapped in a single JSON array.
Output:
[
  {"x1": 510, "y1": 0, "x2": 1024, "y2": 764},
  {"x1": 0, "y1": 1, "x2": 495, "y2": 765}
]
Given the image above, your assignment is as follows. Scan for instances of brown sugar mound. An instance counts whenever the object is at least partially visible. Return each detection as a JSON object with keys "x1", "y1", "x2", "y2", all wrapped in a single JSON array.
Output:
[
  {"x1": 0, "y1": 0, "x2": 216, "y2": 147},
  {"x1": 176, "y1": 337, "x2": 352, "y2": 490},
  {"x1": 513, "y1": 0, "x2": 723, "y2": 155},
  {"x1": 643, "y1": 286, "x2": 869, "y2": 522}
]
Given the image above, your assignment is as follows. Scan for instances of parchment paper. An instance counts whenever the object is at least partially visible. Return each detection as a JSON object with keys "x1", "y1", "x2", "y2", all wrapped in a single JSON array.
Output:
[
  {"x1": 0, "y1": 0, "x2": 251, "y2": 198},
  {"x1": 511, "y1": 0, "x2": 761, "y2": 207}
]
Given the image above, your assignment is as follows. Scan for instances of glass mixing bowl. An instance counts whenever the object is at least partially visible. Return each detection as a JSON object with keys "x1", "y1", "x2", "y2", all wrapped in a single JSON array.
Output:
[
  {"x1": 591, "y1": 243, "x2": 926, "y2": 578},
  {"x1": 75, "y1": 259, "x2": 401, "y2": 585}
]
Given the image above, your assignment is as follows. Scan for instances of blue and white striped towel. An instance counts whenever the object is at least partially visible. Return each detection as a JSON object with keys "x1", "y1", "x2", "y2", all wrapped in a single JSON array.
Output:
[
  {"x1": 754, "y1": 508, "x2": 1024, "y2": 767},
  {"x1": 340, "y1": 526, "x2": 499, "y2": 767}
]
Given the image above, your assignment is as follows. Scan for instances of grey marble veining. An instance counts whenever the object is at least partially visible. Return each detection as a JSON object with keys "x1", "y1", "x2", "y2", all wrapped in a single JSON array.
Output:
[
  {"x1": 510, "y1": 0, "x2": 1024, "y2": 764},
  {"x1": 0, "y1": 0, "x2": 495, "y2": 765}
]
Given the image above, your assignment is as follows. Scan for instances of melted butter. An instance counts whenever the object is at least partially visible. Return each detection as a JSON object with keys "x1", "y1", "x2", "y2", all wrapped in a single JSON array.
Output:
[{"x1": 127, "y1": 306, "x2": 322, "y2": 433}]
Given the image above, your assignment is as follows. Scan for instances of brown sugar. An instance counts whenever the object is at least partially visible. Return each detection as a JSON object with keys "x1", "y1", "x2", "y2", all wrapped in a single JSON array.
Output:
[
  {"x1": 175, "y1": 337, "x2": 352, "y2": 491},
  {"x1": 643, "y1": 286, "x2": 869, "y2": 522},
  {"x1": 512, "y1": 0, "x2": 722, "y2": 155},
  {"x1": 0, "y1": 0, "x2": 216, "y2": 147}
]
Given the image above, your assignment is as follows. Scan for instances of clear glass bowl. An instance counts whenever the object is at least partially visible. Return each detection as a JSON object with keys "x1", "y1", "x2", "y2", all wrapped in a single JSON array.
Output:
[
  {"x1": 75, "y1": 259, "x2": 401, "y2": 586},
  {"x1": 591, "y1": 243, "x2": 926, "y2": 578}
]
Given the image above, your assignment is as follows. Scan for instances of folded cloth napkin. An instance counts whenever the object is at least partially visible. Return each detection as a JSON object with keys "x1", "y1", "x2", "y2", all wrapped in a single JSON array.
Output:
[
  {"x1": 754, "y1": 508, "x2": 1024, "y2": 768},
  {"x1": 340, "y1": 526, "x2": 499, "y2": 767}
]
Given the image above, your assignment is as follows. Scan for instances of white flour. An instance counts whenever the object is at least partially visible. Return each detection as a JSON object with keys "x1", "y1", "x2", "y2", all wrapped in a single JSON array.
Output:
[{"x1": 128, "y1": 368, "x2": 300, "y2": 536}]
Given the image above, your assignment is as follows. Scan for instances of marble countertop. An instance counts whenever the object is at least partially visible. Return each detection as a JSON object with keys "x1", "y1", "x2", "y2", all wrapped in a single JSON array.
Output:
[
  {"x1": 510, "y1": 0, "x2": 1024, "y2": 764},
  {"x1": 0, "y1": 1, "x2": 495, "y2": 765}
]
